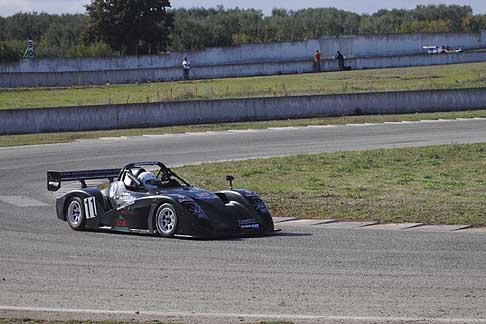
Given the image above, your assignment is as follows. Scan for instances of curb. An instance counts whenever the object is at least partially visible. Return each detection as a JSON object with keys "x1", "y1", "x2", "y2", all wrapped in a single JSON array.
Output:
[{"x1": 273, "y1": 217, "x2": 481, "y2": 233}]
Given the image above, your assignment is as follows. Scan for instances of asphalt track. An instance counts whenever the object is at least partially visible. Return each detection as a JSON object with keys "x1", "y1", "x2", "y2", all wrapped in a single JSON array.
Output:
[{"x1": 1, "y1": 118, "x2": 486, "y2": 323}]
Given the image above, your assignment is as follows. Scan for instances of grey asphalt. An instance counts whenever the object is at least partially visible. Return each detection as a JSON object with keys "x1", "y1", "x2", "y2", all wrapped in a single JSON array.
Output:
[{"x1": 1, "y1": 119, "x2": 486, "y2": 323}]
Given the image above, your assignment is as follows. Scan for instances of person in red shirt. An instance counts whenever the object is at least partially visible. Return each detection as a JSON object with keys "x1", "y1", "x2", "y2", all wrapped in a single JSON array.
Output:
[{"x1": 313, "y1": 50, "x2": 321, "y2": 72}]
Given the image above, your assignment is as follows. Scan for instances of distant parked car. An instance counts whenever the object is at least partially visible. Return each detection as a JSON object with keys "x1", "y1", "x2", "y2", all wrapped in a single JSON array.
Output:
[
  {"x1": 439, "y1": 46, "x2": 463, "y2": 54},
  {"x1": 423, "y1": 45, "x2": 463, "y2": 54}
]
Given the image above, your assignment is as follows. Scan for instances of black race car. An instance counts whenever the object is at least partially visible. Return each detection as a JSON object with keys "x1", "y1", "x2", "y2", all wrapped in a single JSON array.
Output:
[{"x1": 47, "y1": 161, "x2": 275, "y2": 238}]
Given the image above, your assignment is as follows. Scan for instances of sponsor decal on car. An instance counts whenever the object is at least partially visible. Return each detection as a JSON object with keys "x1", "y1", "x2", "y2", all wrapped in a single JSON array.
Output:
[
  {"x1": 240, "y1": 223, "x2": 260, "y2": 229},
  {"x1": 239, "y1": 218, "x2": 260, "y2": 229},
  {"x1": 83, "y1": 197, "x2": 97, "y2": 219},
  {"x1": 114, "y1": 215, "x2": 128, "y2": 228}
]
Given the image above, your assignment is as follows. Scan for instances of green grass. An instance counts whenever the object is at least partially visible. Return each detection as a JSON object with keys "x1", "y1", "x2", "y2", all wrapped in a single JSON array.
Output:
[
  {"x1": 1, "y1": 62, "x2": 486, "y2": 109},
  {"x1": 1, "y1": 109, "x2": 486, "y2": 147},
  {"x1": 173, "y1": 143, "x2": 486, "y2": 226}
]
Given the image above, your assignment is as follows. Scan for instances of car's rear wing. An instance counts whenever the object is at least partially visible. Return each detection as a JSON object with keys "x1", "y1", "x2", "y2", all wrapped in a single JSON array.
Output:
[{"x1": 47, "y1": 169, "x2": 121, "y2": 192}]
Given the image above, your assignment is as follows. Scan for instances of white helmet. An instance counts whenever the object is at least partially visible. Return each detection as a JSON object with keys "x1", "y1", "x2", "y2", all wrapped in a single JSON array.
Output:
[{"x1": 138, "y1": 172, "x2": 157, "y2": 190}]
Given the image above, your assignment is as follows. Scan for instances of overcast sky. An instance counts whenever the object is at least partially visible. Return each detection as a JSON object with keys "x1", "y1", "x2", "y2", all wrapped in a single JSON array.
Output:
[{"x1": 1, "y1": 0, "x2": 485, "y2": 17}]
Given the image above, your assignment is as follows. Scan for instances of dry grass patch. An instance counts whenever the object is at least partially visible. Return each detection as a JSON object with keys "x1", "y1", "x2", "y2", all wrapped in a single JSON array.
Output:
[
  {"x1": 1, "y1": 62, "x2": 486, "y2": 109},
  {"x1": 174, "y1": 144, "x2": 486, "y2": 225}
]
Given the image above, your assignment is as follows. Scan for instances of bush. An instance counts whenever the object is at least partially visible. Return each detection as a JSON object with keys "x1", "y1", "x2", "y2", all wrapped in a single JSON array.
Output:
[
  {"x1": 0, "y1": 41, "x2": 21, "y2": 63},
  {"x1": 66, "y1": 41, "x2": 113, "y2": 58}
]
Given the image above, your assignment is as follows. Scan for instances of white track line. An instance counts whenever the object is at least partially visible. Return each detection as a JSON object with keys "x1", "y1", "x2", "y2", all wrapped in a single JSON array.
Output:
[
  {"x1": 102, "y1": 117, "x2": 484, "y2": 141},
  {"x1": 306, "y1": 125, "x2": 338, "y2": 128},
  {"x1": 226, "y1": 129, "x2": 260, "y2": 133},
  {"x1": 100, "y1": 136, "x2": 128, "y2": 140},
  {"x1": 2, "y1": 306, "x2": 486, "y2": 323},
  {"x1": 143, "y1": 134, "x2": 172, "y2": 138},
  {"x1": 268, "y1": 126, "x2": 301, "y2": 130}
]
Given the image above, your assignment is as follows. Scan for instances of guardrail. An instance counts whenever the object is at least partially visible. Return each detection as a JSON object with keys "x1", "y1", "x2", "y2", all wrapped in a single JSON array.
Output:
[{"x1": 1, "y1": 87, "x2": 485, "y2": 135}]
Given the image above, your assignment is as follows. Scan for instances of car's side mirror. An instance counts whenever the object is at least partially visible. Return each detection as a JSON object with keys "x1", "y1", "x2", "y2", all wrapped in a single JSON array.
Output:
[{"x1": 226, "y1": 175, "x2": 235, "y2": 189}]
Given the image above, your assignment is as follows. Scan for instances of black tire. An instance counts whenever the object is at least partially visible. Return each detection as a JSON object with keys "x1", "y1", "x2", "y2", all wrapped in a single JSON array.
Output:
[
  {"x1": 155, "y1": 203, "x2": 178, "y2": 238},
  {"x1": 65, "y1": 197, "x2": 86, "y2": 231}
]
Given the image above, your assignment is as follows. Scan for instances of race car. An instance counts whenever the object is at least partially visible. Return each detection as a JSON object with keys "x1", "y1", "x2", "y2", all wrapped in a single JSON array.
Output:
[{"x1": 47, "y1": 161, "x2": 275, "y2": 238}]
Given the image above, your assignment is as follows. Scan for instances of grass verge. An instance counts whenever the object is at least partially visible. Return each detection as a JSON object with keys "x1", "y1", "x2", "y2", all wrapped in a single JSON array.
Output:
[
  {"x1": 174, "y1": 143, "x2": 486, "y2": 226},
  {"x1": 1, "y1": 62, "x2": 486, "y2": 109},
  {"x1": 1, "y1": 109, "x2": 485, "y2": 147}
]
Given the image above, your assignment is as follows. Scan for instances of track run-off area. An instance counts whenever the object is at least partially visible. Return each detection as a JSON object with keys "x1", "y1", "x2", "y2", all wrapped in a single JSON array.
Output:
[{"x1": 1, "y1": 118, "x2": 486, "y2": 323}]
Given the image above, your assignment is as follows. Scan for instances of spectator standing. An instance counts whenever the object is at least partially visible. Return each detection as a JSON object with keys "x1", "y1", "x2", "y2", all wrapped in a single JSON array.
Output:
[
  {"x1": 182, "y1": 56, "x2": 191, "y2": 80},
  {"x1": 335, "y1": 51, "x2": 345, "y2": 70},
  {"x1": 313, "y1": 50, "x2": 321, "y2": 72}
]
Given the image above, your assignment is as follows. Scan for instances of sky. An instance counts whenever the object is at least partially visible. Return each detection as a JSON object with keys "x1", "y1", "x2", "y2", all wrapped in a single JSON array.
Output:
[{"x1": 1, "y1": 0, "x2": 486, "y2": 17}]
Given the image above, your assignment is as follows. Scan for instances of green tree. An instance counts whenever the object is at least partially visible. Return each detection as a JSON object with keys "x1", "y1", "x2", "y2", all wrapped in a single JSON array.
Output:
[
  {"x1": 412, "y1": 4, "x2": 472, "y2": 31},
  {"x1": 0, "y1": 17, "x2": 6, "y2": 41},
  {"x1": 463, "y1": 15, "x2": 486, "y2": 32},
  {"x1": 38, "y1": 14, "x2": 88, "y2": 57},
  {"x1": 0, "y1": 4, "x2": 483, "y2": 57},
  {"x1": 400, "y1": 19, "x2": 451, "y2": 33},
  {"x1": 3, "y1": 12, "x2": 52, "y2": 41},
  {"x1": 0, "y1": 41, "x2": 20, "y2": 63},
  {"x1": 86, "y1": 0, "x2": 174, "y2": 55}
]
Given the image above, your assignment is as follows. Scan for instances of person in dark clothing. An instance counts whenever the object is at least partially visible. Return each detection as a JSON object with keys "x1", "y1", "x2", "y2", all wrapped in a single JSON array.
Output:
[
  {"x1": 335, "y1": 50, "x2": 345, "y2": 70},
  {"x1": 313, "y1": 50, "x2": 321, "y2": 72}
]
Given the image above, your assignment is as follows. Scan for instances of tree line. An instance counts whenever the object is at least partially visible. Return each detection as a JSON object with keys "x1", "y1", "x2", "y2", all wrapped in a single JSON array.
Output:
[{"x1": 1, "y1": 1, "x2": 486, "y2": 63}]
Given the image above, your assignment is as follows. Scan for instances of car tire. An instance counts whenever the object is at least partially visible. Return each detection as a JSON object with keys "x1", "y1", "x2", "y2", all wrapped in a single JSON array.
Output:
[
  {"x1": 155, "y1": 203, "x2": 178, "y2": 238},
  {"x1": 65, "y1": 197, "x2": 86, "y2": 231}
]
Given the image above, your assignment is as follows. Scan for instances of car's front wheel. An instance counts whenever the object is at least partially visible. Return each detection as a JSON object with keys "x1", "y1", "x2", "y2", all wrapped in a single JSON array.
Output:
[
  {"x1": 155, "y1": 203, "x2": 178, "y2": 238},
  {"x1": 65, "y1": 197, "x2": 86, "y2": 231}
]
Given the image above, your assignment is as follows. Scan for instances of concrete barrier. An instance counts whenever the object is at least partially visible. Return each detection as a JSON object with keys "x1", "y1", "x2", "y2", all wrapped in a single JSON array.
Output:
[
  {"x1": 1, "y1": 88, "x2": 485, "y2": 135},
  {"x1": 1, "y1": 31, "x2": 484, "y2": 74},
  {"x1": 1, "y1": 51, "x2": 486, "y2": 88}
]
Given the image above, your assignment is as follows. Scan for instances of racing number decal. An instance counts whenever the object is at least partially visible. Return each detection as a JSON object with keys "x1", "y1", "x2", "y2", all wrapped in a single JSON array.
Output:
[{"x1": 83, "y1": 197, "x2": 97, "y2": 219}]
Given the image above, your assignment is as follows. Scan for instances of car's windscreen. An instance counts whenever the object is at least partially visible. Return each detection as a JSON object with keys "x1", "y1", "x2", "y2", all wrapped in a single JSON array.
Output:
[{"x1": 133, "y1": 165, "x2": 190, "y2": 187}]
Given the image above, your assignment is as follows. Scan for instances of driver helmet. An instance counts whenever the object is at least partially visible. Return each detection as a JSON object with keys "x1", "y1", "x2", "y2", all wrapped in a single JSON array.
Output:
[{"x1": 137, "y1": 172, "x2": 157, "y2": 191}]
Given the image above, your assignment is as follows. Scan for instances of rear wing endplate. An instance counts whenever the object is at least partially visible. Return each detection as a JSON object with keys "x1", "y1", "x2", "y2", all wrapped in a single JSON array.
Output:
[{"x1": 47, "y1": 169, "x2": 121, "y2": 192}]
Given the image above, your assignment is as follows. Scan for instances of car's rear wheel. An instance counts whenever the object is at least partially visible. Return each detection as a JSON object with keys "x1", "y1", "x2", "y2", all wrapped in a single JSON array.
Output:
[
  {"x1": 66, "y1": 197, "x2": 86, "y2": 231},
  {"x1": 155, "y1": 203, "x2": 178, "y2": 238}
]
